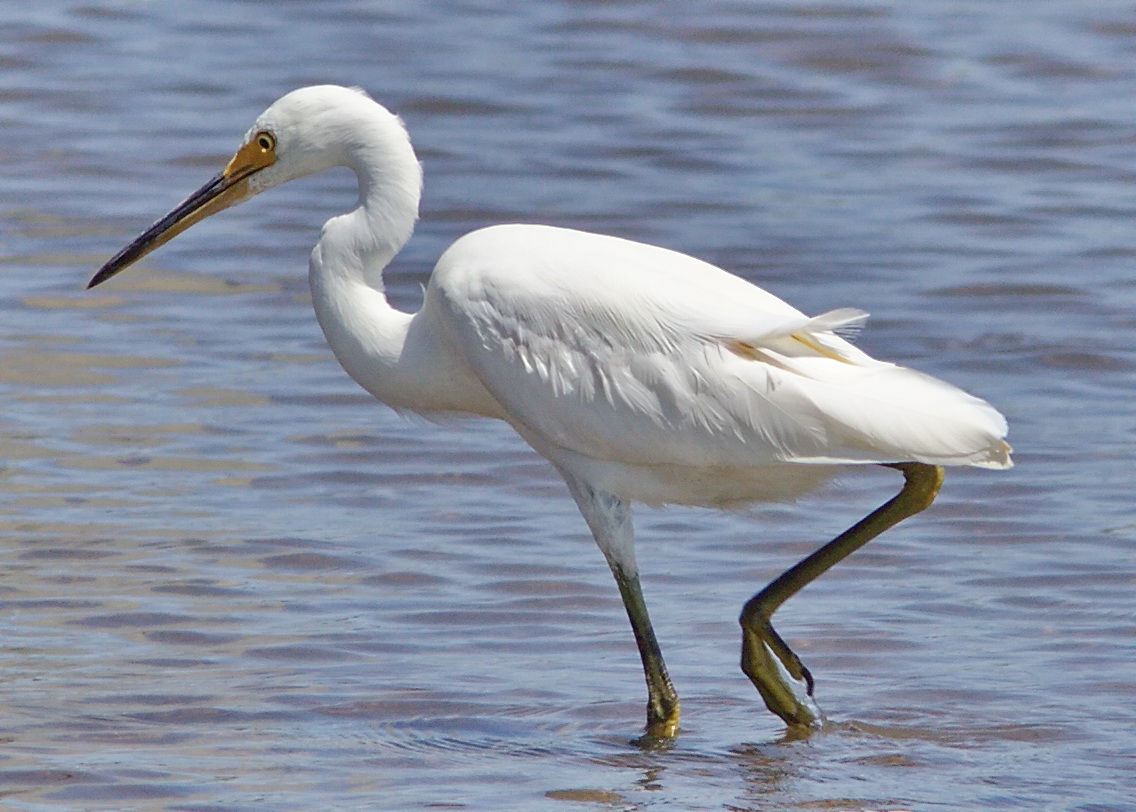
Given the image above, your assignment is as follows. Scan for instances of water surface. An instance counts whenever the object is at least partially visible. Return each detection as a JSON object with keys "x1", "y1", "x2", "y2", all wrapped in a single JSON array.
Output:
[{"x1": 1, "y1": 1, "x2": 1134, "y2": 809}]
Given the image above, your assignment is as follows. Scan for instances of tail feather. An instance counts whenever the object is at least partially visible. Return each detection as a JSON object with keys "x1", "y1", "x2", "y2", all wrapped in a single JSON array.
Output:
[{"x1": 795, "y1": 363, "x2": 1013, "y2": 469}]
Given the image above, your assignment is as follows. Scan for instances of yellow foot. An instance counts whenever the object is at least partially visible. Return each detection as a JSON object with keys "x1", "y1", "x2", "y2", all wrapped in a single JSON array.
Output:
[
  {"x1": 643, "y1": 698, "x2": 680, "y2": 739},
  {"x1": 740, "y1": 617, "x2": 823, "y2": 728}
]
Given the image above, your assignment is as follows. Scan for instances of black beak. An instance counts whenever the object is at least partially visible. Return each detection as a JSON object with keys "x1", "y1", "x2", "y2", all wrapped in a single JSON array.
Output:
[{"x1": 88, "y1": 170, "x2": 236, "y2": 289}]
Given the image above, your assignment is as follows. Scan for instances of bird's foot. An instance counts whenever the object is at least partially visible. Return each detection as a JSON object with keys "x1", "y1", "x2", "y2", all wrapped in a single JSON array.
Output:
[
  {"x1": 643, "y1": 696, "x2": 681, "y2": 739},
  {"x1": 739, "y1": 612, "x2": 823, "y2": 728}
]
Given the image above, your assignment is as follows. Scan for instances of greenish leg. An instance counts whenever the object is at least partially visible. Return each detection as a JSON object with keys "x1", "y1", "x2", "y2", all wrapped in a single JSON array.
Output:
[
  {"x1": 612, "y1": 565, "x2": 681, "y2": 738},
  {"x1": 739, "y1": 462, "x2": 945, "y2": 727}
]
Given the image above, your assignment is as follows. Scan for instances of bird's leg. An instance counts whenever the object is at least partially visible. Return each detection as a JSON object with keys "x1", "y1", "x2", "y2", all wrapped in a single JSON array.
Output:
[
  {"x1": 609, "y1": 562, "x2": 681, "y2": 738},
  {"x1": 740, "y1": 462, "x2": 945, "y2": 727},
  {"x1": 561, "y1": 474, "x2": 680, "y2": 737}
]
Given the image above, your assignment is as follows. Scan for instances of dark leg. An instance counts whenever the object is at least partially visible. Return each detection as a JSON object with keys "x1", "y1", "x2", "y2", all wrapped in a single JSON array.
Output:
[
  {"x1": 560, "y1": 473, "x2": 681, "y2": 737},
  {"x1": 611, "y1": 564, "x2": 680, "y2": 738},
  {"x1": 740, "y1": 462, "x2": 945, "y2": 727}
]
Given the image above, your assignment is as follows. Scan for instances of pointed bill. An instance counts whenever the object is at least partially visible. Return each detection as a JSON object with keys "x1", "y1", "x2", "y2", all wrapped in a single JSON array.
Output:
[{"x1": 88, "y1": 135, "x2": 276, "y2": 288}]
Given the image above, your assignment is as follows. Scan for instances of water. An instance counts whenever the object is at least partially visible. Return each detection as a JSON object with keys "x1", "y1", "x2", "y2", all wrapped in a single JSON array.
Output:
[{"x1": 2, "y1": 1, "x2": 1135, "y2": 809}]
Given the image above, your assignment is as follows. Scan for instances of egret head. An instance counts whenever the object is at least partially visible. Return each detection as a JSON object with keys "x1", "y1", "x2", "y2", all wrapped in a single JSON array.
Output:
[{"x1": 88, "y1": 85, "x2": 414, "y2": 288}]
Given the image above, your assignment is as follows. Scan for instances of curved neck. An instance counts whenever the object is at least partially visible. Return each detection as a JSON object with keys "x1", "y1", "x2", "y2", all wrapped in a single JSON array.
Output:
[
  {"x1": 306, "y1": 125, "x2": 504, "y2": 418},
  {"x1": 307, "y1": 131, "x2": 420, "y2": 397},
  {"x1": 318, "y1": 120, "x2": 423, "y2": 291}
]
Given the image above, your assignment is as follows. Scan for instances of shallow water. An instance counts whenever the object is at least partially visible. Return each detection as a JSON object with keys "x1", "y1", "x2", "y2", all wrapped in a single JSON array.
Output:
[{"x1": 2, "y1": 1, "x2": 1135, "y2": 809}]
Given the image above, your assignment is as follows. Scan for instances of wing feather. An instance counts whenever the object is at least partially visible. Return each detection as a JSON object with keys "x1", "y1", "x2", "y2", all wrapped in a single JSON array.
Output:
[{"x1": 432, "y1": 224, "x2": 1011, "y2": 472}]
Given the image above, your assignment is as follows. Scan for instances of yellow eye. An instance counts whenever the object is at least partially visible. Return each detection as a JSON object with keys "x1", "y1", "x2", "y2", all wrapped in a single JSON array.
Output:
[{"x1": 255, "y1": 131, "x2": 276, "y2": 152}]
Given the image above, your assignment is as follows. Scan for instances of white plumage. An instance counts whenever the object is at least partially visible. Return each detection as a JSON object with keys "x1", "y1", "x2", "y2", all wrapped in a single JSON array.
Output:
[
  {"x1": 432, "y1": 225, "x2": 1008, "y2": 496},
  {"x1": 89, "y1": 85, "x2": 1011, "y2": 736}
]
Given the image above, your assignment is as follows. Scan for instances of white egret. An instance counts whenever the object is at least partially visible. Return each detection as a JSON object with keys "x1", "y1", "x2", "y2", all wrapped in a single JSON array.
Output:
[{"x1": 89, "y1": 85, "x2": 1012, "y2": 736}]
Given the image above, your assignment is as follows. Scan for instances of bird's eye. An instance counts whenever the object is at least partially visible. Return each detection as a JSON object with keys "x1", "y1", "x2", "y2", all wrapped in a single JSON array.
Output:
[{"x1": 255, "y1": 131, "x2": 276, "y2": 152}]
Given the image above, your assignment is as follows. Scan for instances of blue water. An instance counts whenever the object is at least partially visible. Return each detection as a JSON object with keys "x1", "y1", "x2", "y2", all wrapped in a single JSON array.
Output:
[{"x1": 1, "y1": 1, "x2": 1134, "y2": 809}]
